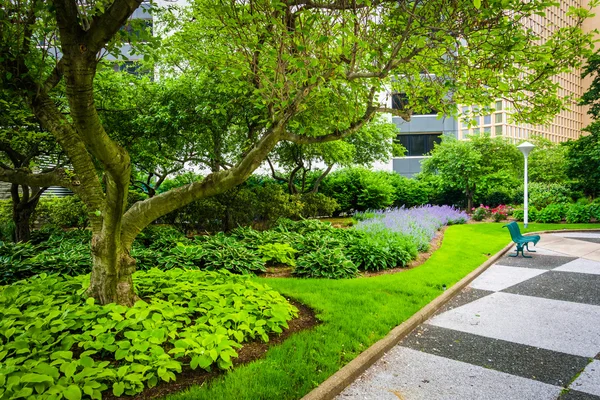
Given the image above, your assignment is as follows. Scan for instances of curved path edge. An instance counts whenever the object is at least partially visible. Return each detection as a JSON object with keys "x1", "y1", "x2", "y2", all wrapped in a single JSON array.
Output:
[{"x1": 301, "y1": 228, "x2": 600, "y2": 400}]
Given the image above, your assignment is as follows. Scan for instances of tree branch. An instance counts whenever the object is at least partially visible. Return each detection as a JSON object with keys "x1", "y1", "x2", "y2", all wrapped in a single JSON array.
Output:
[{"x1": 0, "y1": 166, "x2": 74, "y2": 189}]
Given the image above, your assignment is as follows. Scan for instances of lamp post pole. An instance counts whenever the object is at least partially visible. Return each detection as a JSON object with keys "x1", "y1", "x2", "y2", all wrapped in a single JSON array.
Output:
[{"x1": 517, "y1": 142, "x2": 535, "y2": 228}]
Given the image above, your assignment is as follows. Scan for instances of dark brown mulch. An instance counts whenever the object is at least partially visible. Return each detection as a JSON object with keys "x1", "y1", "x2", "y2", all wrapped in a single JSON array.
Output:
[{"x1": 103, "y1": 300, "x2": 319, "y2": 400}]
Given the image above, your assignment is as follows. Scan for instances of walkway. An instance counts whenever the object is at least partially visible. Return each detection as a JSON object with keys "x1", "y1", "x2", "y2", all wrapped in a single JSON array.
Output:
[{"x1": 337, "y1": 232, "x2": 600, "y2": 400}]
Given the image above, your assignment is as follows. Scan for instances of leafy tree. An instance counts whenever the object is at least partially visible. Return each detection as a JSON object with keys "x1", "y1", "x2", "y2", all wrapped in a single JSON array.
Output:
[
  {"x1": 422, "y1": 134, "x2": 522, "y2": 209},
  {"x1": 267, "y1": 119, "x2": 401, "y2": 194},
  {"x1": 0, "y1": 0, "x2": 594, "y2": 304},
  {"x1": 422, "y1": 136, "x2": 482, "y2": 210},
  {"x1": 0, "y1": 95, "x2": 65, "y2": 242},
  {"x1": 527, "y1": 136, "x2": 568, "y2": 184},
  {"x1": 563, "y1": 52, "x2": 600, "y2": 198}
]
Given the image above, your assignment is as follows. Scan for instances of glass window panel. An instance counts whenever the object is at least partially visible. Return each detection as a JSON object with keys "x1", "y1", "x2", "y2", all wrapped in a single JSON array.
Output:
[
  {"x1": 411, "y1": 135, "x2": 426, "y2": 156},
  {"x1": 483, "y1": 115, "x2": 491, "y2": 125},
  {"x1": 495, "y1": 125, "x2": 503, "y2": 135},
  {"x1": 495, "y1": 101, "x2": 503, "y2": 111},
  {"x1": 495, "y1": 113, "x2": 503, "y2": 123}
]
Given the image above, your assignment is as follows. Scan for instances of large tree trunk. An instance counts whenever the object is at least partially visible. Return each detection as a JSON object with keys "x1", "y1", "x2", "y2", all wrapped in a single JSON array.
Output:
[
  {"x1": 87, "y1": 232, "x2": 137, "y2": 306},
  {"x1": 13, "y1": 204, "x2": 36, "y2": 243},
  {"x1": 10, "y1": 184, "x2": 42, "y2": 243}
]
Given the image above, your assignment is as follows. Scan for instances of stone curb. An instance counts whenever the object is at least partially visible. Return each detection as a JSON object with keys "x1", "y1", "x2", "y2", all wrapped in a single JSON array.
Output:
[{"x1": 302, "y1": 227, "x2": 600, "y2": 400}]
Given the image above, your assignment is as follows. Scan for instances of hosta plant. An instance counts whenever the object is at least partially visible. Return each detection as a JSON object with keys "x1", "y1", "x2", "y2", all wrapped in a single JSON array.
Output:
[
  {"x1": 293, "y1": 248, "x2": 358, "y2": 279},
  {"x1": 0, "y1": 269, "x2": 297, "y2": 399}
]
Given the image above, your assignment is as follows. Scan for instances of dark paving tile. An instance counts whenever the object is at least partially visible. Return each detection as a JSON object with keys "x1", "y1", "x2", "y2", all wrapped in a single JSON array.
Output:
[
  {"x1": 571, "y1": 237, "x2": 600, "y2": 244},
  {"x1": 502, "y1": 271, "x2": 600, "y2": 306},
  {"x1": 559, "y1": 389, "x2": 600, "y2": 400},
  {"x1": 496, "y1": 254, "x2": 579, "y2": 270},
  {"x1": 434, "y1": 287, "x2": 494, "y2": 315},
  {"x1": 400, "y1": 324, "x2": 589, "y2": 387}
]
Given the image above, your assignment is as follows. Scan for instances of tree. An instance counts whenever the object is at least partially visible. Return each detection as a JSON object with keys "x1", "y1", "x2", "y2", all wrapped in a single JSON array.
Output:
[
  {"x1": 422, "y1": 136, "x2": 482, "y2": 210},
  {"x1": 563, "y1": 52, "x2": 600, "y2": 198},
  {"x1": 527, "y1": 135, "x2": 568, "y2": 184},
  {"x1": 0, "y1": 0, "x2": 594, "y2": 304},
  {"x1": 267, "y1": 119, "x2": 401, "y2": 194},
  {"x1": 0, "y1": 95, "x2": 65, "y2": 242},
  {"x1": 422, "y1": 134, "x2": 522, "y2": 209}
]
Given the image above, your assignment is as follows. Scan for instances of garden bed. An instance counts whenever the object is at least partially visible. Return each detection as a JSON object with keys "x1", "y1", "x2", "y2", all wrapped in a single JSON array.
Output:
[{"x1": 103, "y1": 300, "x2": 318, "y2": 400}]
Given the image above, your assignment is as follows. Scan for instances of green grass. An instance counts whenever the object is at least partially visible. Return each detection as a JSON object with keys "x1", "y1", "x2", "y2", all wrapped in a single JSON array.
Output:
[{"x1": 167, "y1": 222, "x2": 599, "y2": 400}]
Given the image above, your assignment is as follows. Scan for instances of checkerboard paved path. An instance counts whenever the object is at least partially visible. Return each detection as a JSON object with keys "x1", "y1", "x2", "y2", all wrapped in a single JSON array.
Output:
[{"x1": 337, "y1": 232, "x2": 600, "y2": 400}]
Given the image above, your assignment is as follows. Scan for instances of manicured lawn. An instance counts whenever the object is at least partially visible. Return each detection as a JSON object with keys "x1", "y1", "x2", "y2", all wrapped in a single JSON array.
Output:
[{"x1": 167, "y1": 222, "x2": 599, "y2": 400}]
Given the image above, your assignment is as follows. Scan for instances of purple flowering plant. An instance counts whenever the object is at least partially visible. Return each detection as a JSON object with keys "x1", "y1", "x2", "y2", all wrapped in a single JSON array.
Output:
[{"x1": 354, "y1": 205, "x2": 469, "y2": 252}]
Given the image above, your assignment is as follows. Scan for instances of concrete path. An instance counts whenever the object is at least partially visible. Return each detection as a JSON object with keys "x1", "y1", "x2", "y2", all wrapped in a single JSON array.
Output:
[{"x1": 337, "y1": 232, "x2": 600, "y2": 400}]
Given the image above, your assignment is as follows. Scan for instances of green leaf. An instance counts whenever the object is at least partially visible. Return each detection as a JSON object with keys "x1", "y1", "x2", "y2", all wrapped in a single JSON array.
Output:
[
  {"x1": 21, "y1": 373, "x2": 54, "y2": 383},
  {"x1": 113, "y1": 382, "x2": 125, "y2": 397},
  {"x1": 63, "y1": 385, "x2": 82, "y2": 400},
  {"x1": 473, "y1": 0, "x2": 481, "y2": 8}
]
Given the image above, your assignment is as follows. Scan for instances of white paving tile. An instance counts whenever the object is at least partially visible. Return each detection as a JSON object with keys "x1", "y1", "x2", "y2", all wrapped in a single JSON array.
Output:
[
  {"x1": 554, "y1": 258, "x2": 600, "y2": 275},
  {"x1": 428, "y1": 292, "x2": 600, "y2": 358},
  {"x1": 470, "y1": 265, "x2": 547, "y2": 292},
  {"x1": 570, "y1": 360, "x2": 600, "y2": 397},
  {"x1": 337, "y1": 347, "x2": 561, "y2": 400},
  {"x1": 529, "y1": 247, "x2": 571, "y2": 256},
  {"x1": 552, "y1": 232, "x2": 600, "y2": 239},
  {"x1": 535, "y1": 237, "x2": 600, "y2": 258}
]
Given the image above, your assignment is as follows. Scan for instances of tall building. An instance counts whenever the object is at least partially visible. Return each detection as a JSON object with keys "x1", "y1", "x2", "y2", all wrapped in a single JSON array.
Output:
[{"x1": 392, "y1": 0, "x2": 600, "y2": 177}]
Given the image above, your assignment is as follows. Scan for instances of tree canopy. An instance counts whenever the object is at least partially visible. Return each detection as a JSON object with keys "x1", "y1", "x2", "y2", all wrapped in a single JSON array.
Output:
[{"x1": 0, "y1": 0, "x2": 595, "y2": 304}]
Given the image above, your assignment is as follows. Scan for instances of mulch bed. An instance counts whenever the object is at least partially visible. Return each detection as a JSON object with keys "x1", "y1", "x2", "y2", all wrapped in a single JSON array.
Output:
[{"x1": 104, "y1": 300, "x2": 319, "y2": 400}]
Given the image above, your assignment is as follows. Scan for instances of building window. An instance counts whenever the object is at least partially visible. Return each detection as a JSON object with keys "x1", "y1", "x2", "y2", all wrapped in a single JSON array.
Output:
[
  {"x1": 495, "y1": 113, "x2": 503, "y2": 123},
  {"x1": 484, "y1": 127, "x2": 491, "y2": 134},
  {"x1": 397, "y1": 134, "x2": 442, "y2": 156},
  {"x1": 495, "y1": 125, "x2": 503, "y2": 135},
  {"x1": 483, "y1": 115, "x2": 491, "y2": 125},
  {"x1": 495, "y1": 101, "x2": 503, "y2": 111},
  {"x1": 391, "y1": 93, "x2": 436, "y2": 115},
  {"x1": 392, "y1": 93, "x2": 409, "y2": 110}
]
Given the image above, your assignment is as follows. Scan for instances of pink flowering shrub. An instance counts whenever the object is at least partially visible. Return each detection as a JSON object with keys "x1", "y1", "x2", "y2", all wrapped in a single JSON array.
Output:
[
  {"x1": 471, "y1": 205, "x2": 490, "y2": 221},
  {"x1": 491, "y1": 205, "x2": 511, "y2": 222}
]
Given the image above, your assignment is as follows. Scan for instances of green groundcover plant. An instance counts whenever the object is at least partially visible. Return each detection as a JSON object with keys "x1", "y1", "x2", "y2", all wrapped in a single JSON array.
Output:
[{"x1": 0, "y1": 269, "x2": 297, "y2": 399}]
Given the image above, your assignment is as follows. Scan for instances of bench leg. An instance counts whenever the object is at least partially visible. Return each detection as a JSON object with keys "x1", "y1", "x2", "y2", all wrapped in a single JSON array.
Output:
[
  {"x1": 509, "y1": 243, "x2": 532, "y2": 258},
  {"x1": 525, "y1": 243, "x2": 536, "y2": 253}
]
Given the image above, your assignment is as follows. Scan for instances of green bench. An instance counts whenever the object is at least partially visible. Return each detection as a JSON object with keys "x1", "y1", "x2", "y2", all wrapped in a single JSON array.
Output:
[{"x1": 503, "y1": 221, "x2": 540, "y2": 258}]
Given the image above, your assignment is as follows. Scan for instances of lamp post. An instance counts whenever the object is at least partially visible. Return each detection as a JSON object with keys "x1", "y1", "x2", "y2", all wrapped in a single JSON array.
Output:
[{"x1": 517, "y1": 142, "x2": 535, "y2": 228}]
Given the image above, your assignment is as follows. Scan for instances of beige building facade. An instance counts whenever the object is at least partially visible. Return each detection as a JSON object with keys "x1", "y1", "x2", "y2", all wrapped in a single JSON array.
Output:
[{"x1": 458, "y1": 0, "x2": 600, "y2": 144}]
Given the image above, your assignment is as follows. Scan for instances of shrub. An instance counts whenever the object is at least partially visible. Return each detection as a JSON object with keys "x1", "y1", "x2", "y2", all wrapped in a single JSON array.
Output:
[
  {"x1": 471, "y1": 205, "x2": 490, "y2": 221},
  {"x1": 258, "y1": 243, "x2": 298, "y2": 266},
  {"x1": 346, "y1": 239, "x2": 395, "y2": 271},
  {"x1": 0, "y1": 269, "x2": 297, "y2": 399},
  {"x1": 298, "y1": 192, "x2": 339, "y2": 218},
  {"x1": 37, "y1": 196, "x2": 89, "y2": 228},
  {"x1": 0, "y1": 200, "x2": 13, "y2": 241},
  {"x1": 536, "y1": 204, "x2": 568, "y2": 223},
  {"x1": 491, "y1": 205, "x2": 511, "y2": 222},
  {"x1": 384, "y1": 173, "x2": 431, "y2": 208},
  {"x1": 511, "y1": 206, "x2": 538, "y2": 223},
  {"x1": 486, "y1": 191, "x2": 513, "y2": 208},
  {"x1": 293, "y1": 248, "x2": 358, "y2": 279},
  {"x1": 346, "y1": 231, "x2": 416, "y2": 271},
  {"x1": 588, "y1": 203, "x2": 600, "y2": 221},
  {"x1": 321, "y1": 168, "x2": 395, "y2": 214},
  {"x1": 526, "y1": 182, "x2": 573, "y2": 209},
  {"x1": 566, "y1": 203, "x2": 591, "y2": 223}
]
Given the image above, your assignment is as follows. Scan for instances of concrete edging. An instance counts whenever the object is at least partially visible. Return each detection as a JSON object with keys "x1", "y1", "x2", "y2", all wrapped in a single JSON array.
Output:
[
  {"x1": 301, "y1": 239, "x2": 518, "y2": 400},
  {"x1": 302, "y1": 227, "x2": 600, "y2": 400}
]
